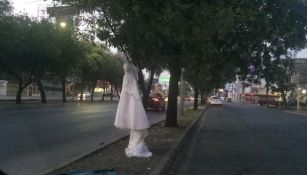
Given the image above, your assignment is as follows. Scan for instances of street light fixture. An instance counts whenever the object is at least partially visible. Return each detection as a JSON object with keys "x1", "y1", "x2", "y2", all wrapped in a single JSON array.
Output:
[{"x1": 60, "y1": 22, "x2": 66, "y2": 28}]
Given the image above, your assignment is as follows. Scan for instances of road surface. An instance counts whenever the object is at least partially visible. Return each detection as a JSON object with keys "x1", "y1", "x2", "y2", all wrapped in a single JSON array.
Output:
[
  {"x1": 171, "y1": 102, "x2": 307, "y2": 175},
  {"x1": 0, "y1": 103, "x2": 166, "y2": 175}
]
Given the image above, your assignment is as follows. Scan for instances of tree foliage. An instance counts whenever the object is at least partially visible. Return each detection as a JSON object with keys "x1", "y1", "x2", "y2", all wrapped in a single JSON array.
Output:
[
  {"x1": 271, "y1": 58, "x2": 295, "y2": 108},
  {"x1": 0, "y1": 0, "x2": 12, "y2": 16},
  {"x1": 49, "y1": 27, "x2": 86, "y2": 103},
  {"x1": 58, "y1": 0, "x2": 307, "y2": 126},
  {"x1": 0, "y1": 16, "x2": 35, "y2": 103},
  {"x1": 0, "y1": 12, "x2": 123, "y2": 104}
]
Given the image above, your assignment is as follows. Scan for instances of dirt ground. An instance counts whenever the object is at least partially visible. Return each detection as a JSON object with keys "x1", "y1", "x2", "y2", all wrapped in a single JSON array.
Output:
[{"x1": 49, "y1": 107, "x2": 204, "y2": 175}]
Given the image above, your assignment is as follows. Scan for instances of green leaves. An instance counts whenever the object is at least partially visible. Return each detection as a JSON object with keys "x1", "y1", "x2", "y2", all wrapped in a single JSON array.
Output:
[
  {"x1": 58, "y1": 0, "x2": 307, "y2": 125},
  {"x1": 0, "y1": 0, "x2": 12, "y2": 16}
]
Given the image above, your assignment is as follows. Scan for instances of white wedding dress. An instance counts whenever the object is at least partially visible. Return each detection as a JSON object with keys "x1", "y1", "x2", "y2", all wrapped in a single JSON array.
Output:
[{"x1": 114, "y1": 62, "x2": 152, "y2": 158}]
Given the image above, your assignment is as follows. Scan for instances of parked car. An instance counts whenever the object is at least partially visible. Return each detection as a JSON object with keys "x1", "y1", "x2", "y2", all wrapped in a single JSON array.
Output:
[
  {"x1": 258, "y1": 99, "x2": 278, "y2": 106},
  {"x1": 147, "y1": 93, "x2": 166, "y2": 111},
  {"x1": 78, "y1": 92, "x2": 91, "y2": 99},
  {"x1": 226, "y1": 98, "x2": 232, "y2": 102},
  {"x1": 207, "y1": 96, "x2": 222, "y2": 106},
  {"x1": 185, "y1": 96, "x2": 194, "y2": 102}
]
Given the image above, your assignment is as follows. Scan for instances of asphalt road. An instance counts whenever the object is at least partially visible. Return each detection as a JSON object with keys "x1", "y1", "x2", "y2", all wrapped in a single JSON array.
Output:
[
  {"x1": 172, "y1": 102, "x2": 307, "y2": 175},
  {"x1": 0, "y1": 102, "x2": 166, "y2": 175}
]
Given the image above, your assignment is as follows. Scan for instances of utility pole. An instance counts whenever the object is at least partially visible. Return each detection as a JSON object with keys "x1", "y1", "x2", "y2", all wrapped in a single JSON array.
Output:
[
  {"x1": 179, "y1": 69, "x2": 185, "y2": 115},
  {"x1": 297, "y1": 87, "x2": 301, "y2": 111},
  {"x1": 241, "y1": 81, "x2": 245, "y2": 103}
]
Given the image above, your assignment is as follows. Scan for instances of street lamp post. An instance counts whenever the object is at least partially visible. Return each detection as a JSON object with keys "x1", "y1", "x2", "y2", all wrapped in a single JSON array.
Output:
[
  {"x1": 179, "y1": 68, "x2": 185, "y2": 115},
  {"x1": 297, "y1": 87, "x2": 301, "y2": 111},
  {"x1": 302, "y1": 89, "x2": 307, "y2": 110}
]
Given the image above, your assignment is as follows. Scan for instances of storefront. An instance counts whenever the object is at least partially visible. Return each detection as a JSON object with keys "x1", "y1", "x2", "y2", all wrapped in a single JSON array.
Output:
[{"x1": 0, "y1": 80, "x2": 8, "y2": 96}]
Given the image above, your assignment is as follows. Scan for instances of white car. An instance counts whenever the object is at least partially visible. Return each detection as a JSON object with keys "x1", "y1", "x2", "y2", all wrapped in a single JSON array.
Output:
[
  {"x1": 78, "y1": 92, "x2": 91, "y2": 99},
  {"x1": 208, "y1": 96, "x2": 222, "y2": 105}
]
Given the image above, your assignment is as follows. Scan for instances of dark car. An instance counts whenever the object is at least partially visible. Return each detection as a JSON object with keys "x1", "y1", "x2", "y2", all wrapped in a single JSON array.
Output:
[
  {"x1": 147, "y1": 93, "x2": 166, "y2": 111},
  {"x1": 258, "y1": 99, "x2": 278, "y2": 106},
  {"x1": 226, "y1": 98, "x2": 232, "y2": 102}
]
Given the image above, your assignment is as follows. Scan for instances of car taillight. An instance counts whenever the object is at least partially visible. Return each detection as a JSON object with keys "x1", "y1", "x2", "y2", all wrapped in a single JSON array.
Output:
[{"x1": 153, "y1": 98, "x2": 159, "y2": 102}]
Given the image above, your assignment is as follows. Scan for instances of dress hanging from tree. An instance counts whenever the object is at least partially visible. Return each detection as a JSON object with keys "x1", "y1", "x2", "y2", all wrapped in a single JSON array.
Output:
[{"x1": 114, "y1": 62, "x2": 152, "y2": 157}]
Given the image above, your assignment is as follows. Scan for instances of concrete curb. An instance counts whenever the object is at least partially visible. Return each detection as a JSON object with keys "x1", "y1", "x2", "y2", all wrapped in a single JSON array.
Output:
[
  {"x1": 43, "y1": 119, "x2": 165, "y2": 175},
  {"x1": 43, "y1": 136, "x2": 129, "y2": 175},
  {"x1": 149, "y1": 106, "x2": 208, "y2": 175}
]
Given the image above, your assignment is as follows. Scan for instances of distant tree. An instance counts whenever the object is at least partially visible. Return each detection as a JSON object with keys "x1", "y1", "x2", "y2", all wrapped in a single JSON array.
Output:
[
  {"x1": 271, "y1": 58, "x2": 295, "y2": 108},
  {"x1": 107, "y1": 53, "x2": 124, "y2": 99},
  {"x1": 59, "y1": 0, "x2": 307, "y2": 127},
  {"x1": 297, "y1": 62, "x2": 307, "y2": 86},
  {"x1": 0, "y1": 17, "x2": 66, "y2": 104},
  {"x1": 49, "y1": 27, "x2": 85, "y2": 103},
  {"x1": 0, "y1": 0, "x2": 12, "y2": 16},
  {"x1": 23, "y1": 20, "x2": 61, "y2": 103},
  {"x1": 75, "y1": 44, "x2": 123, "y2": 102},
  {"x1": 0, "y1": 16, "x2": 34, "y2": 104},
  {"x1": 76, "y1": 43, "x2": 96, "y2": 102},
  {"x1": 99, "y1": 53, "x2": 124, "y2": 101},
  {"x1": 85, "y1": 45, "x2": 109, "y2": 102}
]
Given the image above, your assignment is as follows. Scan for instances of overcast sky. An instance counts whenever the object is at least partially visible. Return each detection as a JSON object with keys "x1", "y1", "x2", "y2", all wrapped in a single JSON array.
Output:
[
  {"x1": 10, "y1": 0, "x2": 307, "y2": 58},
  {"x1": 11, "y1": 0, "x2": 51, "y2": 16},
  {"x1": 296, "y1": 49, "x2": 307, "y2": 58}
]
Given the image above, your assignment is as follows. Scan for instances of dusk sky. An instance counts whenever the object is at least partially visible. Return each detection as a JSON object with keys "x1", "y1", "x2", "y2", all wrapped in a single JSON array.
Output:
[{"x1": 11, "y1": 0, "x2": 51, "y2": 16}]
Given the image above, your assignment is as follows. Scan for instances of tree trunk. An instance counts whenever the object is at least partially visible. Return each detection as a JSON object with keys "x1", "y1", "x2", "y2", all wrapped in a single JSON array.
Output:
[
  {"x1": 114, "y1": 85, "x2": 120, "y2": 99},
  {"x1": 179, "y1": 72, "x2": 185, "y2": 115},
  {"x1": 193, "y1": 87, "x2": 199, "y2": 110},
  {"x1": 16, "y1": 79, "x2": 32, "y2": 104},
  {"x1": 16, "y1": 91, "x2": 22, "y2": 104},
  {"x1": 80, "y1": 77, "x2": 84, "y2": 102},
  {"x1": 266, "y1": 84, "x2": 269, "y2": 107},
  {"x1": 16, "y1": 80, "x2": 23, "y2": 104},
  {"x1": 200, "y1": 90, "x2": 204, "y2": 105},
  {"x1": 134, "y1": 59, "x2": 156, "y2": 110},
  {"x1": 90, "y1": 81, "x2": 96, "y2": 102},
  {"x1": 61, "y1": 78, "x2": 66, "y2": 103},
  {"x1": 282, "y1": 91, "x2": 287, "y2": 109},
  {"x1": 101, "y1": 86, "x2": 106, "y2": 102},
  {"x1": 137, "y1": 69, "x2": 148, "y2": 109},
  {"x1": 37, "y1": 80, "x2": 47, "y2": 104},
  {"x1": 91, "y1": 84, "x2": 95, "y2": 102},
  {"x1": 138, "y1": 66, "x2": 156, "y2": 110},
  {"x1": 165, "y1": 66, "x2": 181, "y2": 127},
  {"x1": 241, "y1": 82, "x2": 245, "y2": 103},
  {"x1": 111, "y1": 84, "x2": 113, "y2": 101},
  {"x1": 145, "y1": 67, "x2": 155, "y2": 108}
]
